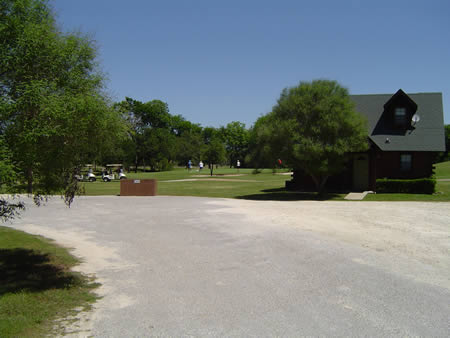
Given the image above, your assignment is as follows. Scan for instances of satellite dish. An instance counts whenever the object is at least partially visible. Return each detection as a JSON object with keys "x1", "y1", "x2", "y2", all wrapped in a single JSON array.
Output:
[{"x1": 411, "y1": 114, "x2": 420, "y2": 125}]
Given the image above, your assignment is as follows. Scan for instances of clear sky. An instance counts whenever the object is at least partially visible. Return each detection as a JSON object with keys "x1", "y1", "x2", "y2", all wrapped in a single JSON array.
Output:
[{"x1": 53, "y1": 0, "x2": 450, "y2": 127}]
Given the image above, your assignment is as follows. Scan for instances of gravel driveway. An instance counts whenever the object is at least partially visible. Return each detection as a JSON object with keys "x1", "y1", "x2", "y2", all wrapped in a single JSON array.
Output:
[{"x1": 5, "y1": 196, "x2": 450, "y2": 337}]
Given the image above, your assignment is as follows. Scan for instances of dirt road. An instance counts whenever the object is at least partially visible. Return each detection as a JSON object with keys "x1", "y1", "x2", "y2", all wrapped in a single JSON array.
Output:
[{"x1": 5, "y1": 196, "x2": 450, "y2": 336}]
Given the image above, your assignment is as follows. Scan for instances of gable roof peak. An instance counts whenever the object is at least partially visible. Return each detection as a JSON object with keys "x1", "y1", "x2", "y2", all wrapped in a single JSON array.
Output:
[{"x1": 383, "y1": 89, "x2": 418, "y2": 111}]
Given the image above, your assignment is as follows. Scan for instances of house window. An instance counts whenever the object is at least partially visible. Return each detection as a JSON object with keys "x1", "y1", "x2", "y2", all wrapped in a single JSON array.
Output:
[
  {"x1": 400, "y1": 154, "x2": 412, "y2": 171},
  {"x1": 394, "y1": 107, "x2": 407, "y2": 126}
]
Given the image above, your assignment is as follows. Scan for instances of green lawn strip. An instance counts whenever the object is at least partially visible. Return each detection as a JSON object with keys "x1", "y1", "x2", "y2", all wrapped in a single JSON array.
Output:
[
  {"x1": 84, "y1": 168, "x2": 290, "y2": 197},
  {"x1": 82, "y1": 180, "x2": 121, "y2": 195},
  {"x1": 435, "y1": 161, "x2": 450, "y2": 179},
  {"x1": 125, "y1": 168, "x2": 288, "y2": 180},
  {"x1": 159, "y1": 180, "x2": 283, "y2": 199},
  {"x1": 0, "y1": 226, "x2": 98, "y2": 337},
  {"x1": 82, "y1": 169, "x2": 344, "y2": 200}
]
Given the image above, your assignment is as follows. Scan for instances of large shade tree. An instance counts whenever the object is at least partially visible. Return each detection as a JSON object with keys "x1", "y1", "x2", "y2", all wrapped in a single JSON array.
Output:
[
  {"x1": 116, "y1": 97, "x2": 177, "y2": 171},
  {"x1": 266, "y1": 80, "x2": 368, "y2": 193},
  {"x1": 0, "y1": 0, "x2": 122, "y2": 216}
]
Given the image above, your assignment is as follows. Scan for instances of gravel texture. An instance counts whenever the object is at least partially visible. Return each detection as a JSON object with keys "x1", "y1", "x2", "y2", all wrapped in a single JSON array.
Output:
[{"x1": 5, "y1": 196, "x2": 450, "y2": 337}]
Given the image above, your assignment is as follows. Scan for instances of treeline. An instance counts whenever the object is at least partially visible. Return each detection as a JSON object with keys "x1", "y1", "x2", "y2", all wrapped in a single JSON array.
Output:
[{"x1": 98, "y1": 97, "x2": 257, "y2": 172}]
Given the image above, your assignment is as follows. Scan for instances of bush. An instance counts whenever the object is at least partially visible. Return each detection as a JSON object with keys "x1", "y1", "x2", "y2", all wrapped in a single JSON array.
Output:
[{"x1": 376, "y1": 178, "x2": 436, "y2": 194}]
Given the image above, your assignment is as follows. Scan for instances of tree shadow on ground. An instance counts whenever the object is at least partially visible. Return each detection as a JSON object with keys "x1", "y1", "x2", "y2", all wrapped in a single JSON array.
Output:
[
  {"x1": 236, "y1": 187, "x2": 342, "y2": 201},
  {"x1": 0, "y1": 248, "x2": 81, "y2": 295}
]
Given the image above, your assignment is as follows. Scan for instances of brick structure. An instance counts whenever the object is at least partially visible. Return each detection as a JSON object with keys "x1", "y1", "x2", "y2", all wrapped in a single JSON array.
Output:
[{"x1": 120, "y1": 179, "x2": 157, "y2": 196}]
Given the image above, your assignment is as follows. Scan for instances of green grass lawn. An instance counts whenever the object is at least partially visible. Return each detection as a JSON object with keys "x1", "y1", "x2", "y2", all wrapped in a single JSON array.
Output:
[
  {"x1": 435, "y1": 160, "x2": 450, "y2": 179},
  {"x1": 0, "y1": 227, "x2": 98, "y2": 337},
  {"x1": 82, "y1": 162, "x2": 450, "y2": 201},
  {"x1": 82, "y1": 168, "x2": 345, "y2": 200}
]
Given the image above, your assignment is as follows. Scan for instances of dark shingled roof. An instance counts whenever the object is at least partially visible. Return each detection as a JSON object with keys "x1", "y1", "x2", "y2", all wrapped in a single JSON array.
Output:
[{"x1": 350, "y1": 91, "x2": 445, "y2": 151}]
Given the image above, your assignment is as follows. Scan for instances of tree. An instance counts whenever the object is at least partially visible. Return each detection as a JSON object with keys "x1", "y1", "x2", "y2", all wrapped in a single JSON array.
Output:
[
  {"x1": 0, "y1": 136, "x2": 24, "y2": 220},
  {"x1": 444, "y1": 124, "x2": 450, "y2": 160},
  {"x1": 220, "y1": 121, "x2": 249, "y2": 167},
  {"x1": 175, "y1": 131, "x2": 204, "y2": 166},
  {"x1": 201, "y1": 126, "x2": 219, "y2": 145},
  {"x1": 247, "y1": 113, "x2": 285, "y2": 169},
  {"x1": 436, "y1": 124, "x2": 449, "y2": 163},
  {"x1": 114, "y1": 98, "x2": 144, "y2": 172},
  {"x1": 0, "y1": 0, "x2": 122, "y2": 214},
  {"x1": 170, "y1": 114, "x2": 201, "y2": 137},
  {"x1": 142, "y1": 127, "x2": 176, "y2": 171},
  {"x1": 138, "y1": 100, "x2": 171, "y2": 129},
  {"x1": 116, "y1": 97, "x2": 178, "y2": 171},
  {"x1": 202, "y1": 138, "x2": 226, "y2": 176},
  {"x1": 268, "y1": 80, "x2": 368, "y2": 193}
]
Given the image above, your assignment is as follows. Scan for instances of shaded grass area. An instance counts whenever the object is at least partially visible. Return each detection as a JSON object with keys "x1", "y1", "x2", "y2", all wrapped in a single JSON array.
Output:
[
  {"x1": 236, "y1": 188, "x2": 343, "y2": 201},
  {"x1": 0, "y1": 227, "x2": 98, "y2": 337}
]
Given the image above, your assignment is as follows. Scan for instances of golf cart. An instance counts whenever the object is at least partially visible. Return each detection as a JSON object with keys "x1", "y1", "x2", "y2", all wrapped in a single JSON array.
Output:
[
  {"x1": 102, "y1": 164, "x2": 126, "y2": 182},
  {"x1": 75, "y1": 165, "x2": 97, "y2": 182}
]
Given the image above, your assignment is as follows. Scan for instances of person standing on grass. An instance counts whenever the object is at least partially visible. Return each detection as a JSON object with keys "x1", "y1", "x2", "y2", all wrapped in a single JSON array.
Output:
[
  {"x1": 188, "y1": 159, "x2": 192, "y2": 172},
  {"x1": 236, "y1": 160, "x2": 240, "y2": 173},
  {"x1": 199, "y1": 161, "x2": 204, "y2": 171}
]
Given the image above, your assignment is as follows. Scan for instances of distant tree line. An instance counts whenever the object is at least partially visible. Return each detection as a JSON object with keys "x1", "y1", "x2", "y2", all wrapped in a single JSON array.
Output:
[{"x1": 100, "y1": 97, "x2": 255, "y2": 173}]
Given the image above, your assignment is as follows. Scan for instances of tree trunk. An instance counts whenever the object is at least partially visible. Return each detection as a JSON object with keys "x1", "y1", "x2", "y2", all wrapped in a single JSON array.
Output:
[
  {"x1": 134, "y1": 154, "x2": 138, "y2": 173},
  {"x1": 27, "y1": 167, "x2": 33, "y2": 194},
  {"x1": 317, "y1": 177, "x2": 328, "y2": 196},
  {"x1": 210, "y1": 163, "x2": 213, "y2": 176},
  {"x1": 311, "y1": 174, "x2": 329, "y2": 197}
]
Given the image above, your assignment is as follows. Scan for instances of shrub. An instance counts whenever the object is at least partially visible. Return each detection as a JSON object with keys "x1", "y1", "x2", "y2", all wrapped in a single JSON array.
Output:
[{"x1": 376, "y1": 178, "x2": 436, "y2": 194}]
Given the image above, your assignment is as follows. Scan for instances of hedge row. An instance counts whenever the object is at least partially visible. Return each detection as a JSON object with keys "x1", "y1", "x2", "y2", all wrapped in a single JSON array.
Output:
[{"x1": 376, "y1": 178, "x2": 436, "y2": 194}]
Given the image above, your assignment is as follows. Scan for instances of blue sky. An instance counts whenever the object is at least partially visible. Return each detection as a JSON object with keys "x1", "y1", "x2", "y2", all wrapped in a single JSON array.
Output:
[{"x1": 53, "y1": 0, "x2": 450, "y2": 127}]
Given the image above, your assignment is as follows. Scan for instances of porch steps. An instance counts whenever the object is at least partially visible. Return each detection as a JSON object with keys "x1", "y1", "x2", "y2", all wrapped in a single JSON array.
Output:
[{"x1": 344, "y1": 191, "x2": 374, "y2": 200}]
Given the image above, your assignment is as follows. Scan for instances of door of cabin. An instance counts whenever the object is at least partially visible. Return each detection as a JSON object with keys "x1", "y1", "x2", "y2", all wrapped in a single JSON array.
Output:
[{"x1": 353, "y1": 154, "x2": 369, "y2": 191}]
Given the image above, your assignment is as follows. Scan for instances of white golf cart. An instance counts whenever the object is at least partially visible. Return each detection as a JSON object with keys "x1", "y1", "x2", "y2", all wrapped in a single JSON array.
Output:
[
  {"x1": 75, "y1": 165, "x2": 97, "y2": 182},
  {"x1": 102, "y1": 164, "x2": 126, "y2": 182}
]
